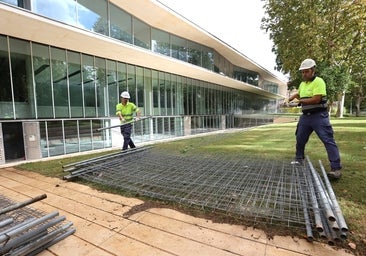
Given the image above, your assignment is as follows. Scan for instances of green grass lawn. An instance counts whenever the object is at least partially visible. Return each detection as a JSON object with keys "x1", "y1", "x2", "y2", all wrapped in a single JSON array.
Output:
[{"x1": 17, "y1": 116, "x2": 366, "y2": 254}]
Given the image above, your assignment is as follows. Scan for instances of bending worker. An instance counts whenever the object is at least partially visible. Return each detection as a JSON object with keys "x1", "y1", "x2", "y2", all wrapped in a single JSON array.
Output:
[
  {"x1": 116, "y1": 91, "x2": 141, "y2": 151},
  {"x1": 286, "y1": 58, "x2": 342, "y2": 180}
]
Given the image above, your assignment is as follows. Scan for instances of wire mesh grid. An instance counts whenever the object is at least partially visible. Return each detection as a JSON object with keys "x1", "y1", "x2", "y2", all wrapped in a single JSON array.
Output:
[
  {"x1": 71, "y1": 148, "x2": 313, "y2": 229},
  {"x1": 0, "y1": 195, "x2": 75, "y2": 255},
  {"x1": 0, "y1": 195, "x2": 45, "y2": 230}
]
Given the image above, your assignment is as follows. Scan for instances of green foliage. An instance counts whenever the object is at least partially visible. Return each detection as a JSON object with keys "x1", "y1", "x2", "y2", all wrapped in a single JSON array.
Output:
[{"x1": 261, "y1": 0, "x2": 366, "y2": 109}]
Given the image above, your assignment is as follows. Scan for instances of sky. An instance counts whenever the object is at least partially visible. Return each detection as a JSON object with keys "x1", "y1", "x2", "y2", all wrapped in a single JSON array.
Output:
[{"x1": 157, "y1": 0, "x2": 287, "y2": 81}]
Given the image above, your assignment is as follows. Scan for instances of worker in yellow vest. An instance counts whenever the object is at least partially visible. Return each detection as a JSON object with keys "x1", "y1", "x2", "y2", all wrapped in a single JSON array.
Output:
[
  {"x1": 116, "y1": 91, "x2": 141, "y2": 150},
  {"x1": 286, "y1": 59, "x2": 342, "y2": 179}
]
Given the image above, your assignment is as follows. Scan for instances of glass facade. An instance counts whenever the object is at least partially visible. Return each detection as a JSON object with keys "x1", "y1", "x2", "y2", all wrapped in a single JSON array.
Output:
[
  {"x1": 0, "y1": 1, "x2": 281, "y2": 161},
  {"x1": 0, "y1": 0, "x2": 277, "y2": 89}
]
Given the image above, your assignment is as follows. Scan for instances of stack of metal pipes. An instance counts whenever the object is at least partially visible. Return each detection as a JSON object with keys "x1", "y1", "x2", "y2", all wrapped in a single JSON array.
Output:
[
  {"x1": 302, "y1": 156, "x2": 348, "y2": 245},
  {"x1": 0, "y1": 194, "x2": 75, "y2": 255}
]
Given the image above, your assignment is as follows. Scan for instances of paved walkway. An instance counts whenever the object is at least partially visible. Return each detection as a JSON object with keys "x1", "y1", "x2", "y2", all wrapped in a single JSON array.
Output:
[{"x1": 0, "y1": 167, "x2": 353, "y2": 256}]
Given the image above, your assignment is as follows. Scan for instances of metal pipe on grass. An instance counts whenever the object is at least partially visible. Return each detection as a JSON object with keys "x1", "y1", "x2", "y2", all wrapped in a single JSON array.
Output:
[
  {"x1": 306, "y1": 156, "x2": 336, "y2": 222},
  {"x1": 319, "y1": 160, "x2": 349, "y2": 233},
  {"x1": 304, "y1": 166, "x2": 323, "y2": 232}
]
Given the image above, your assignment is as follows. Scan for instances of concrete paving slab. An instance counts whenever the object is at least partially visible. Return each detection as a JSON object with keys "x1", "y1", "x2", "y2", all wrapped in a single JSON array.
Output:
[
  {"x1": 147, "y1": 208, "x2": 269, "y2": 244},
  {"x1": 0, "y1": 167, "x2": 354, "y2": 256},
  {"x1": 136, "y1": 210, "x2": 267, "y2": 255}
]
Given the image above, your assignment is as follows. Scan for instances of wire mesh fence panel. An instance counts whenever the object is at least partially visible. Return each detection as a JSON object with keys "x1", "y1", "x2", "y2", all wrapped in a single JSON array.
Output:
[{"x1": 69, "y1": 148, "x2": 314, "y2": 230}]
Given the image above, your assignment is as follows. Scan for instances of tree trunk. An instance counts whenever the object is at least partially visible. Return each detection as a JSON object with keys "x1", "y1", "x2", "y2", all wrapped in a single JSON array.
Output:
[
  {"x1": 336, "y1": 90, "x2": 346, "y2": 118},
  {"x1": 355, "y1": 96, "x2": 361, "y2": 117}
]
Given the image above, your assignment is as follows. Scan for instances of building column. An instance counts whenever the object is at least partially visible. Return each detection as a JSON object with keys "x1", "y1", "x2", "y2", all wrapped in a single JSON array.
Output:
[
  {"x1": 221, "y1": 115, "x2": 226, "y2": 129},
  {"x1": 184, "y1": 116, "x2": 191, "y2": 136},
  {"x1": 23, "y1": 122, "x2": 42, "y2": 160},
  {"x1": 0, "y1": 123, "x2": 5, "y2": 165}
]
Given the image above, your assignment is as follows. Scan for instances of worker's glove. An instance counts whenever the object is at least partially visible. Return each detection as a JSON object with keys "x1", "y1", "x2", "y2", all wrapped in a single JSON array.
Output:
[{"x1": 133, "y1": 117, "x2": 140, "y2": 121}]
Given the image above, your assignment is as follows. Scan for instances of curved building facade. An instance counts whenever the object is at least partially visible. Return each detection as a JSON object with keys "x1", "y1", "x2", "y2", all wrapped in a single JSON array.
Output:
[{"x1": 0, "y1": 0, "x2": 286, "y2": 164}]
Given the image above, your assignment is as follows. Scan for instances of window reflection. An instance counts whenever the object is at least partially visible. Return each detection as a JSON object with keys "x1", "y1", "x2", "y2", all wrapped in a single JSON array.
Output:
[
  {"x1": 0, "y1": 35, "x2": 13, "y2": 119},
  {"x1": 171, "y1": 35, "x2": 187, "y2": 61},
  {"x1": 107, "y1": 60, "x2": 118, "y2": 116},
  {"x1": 152, "y1": 28, "x2": 170, "y2": 56},
  {"x1": 77, "y1": 0, "x2": 108, "y2": 35},
  {"x1": 95, "y1": 56, "x2": 106, "y2": 117},
  {"x1": 33, "y1": 43, "x2": 53, "y2": 118},
  {"x1": 68, "y1": 51, "x2": 83, "y2": 117},
  {"x1": 51, "y1": 47, "x2": 69, "y2": 118},
  {"x1": 31, "y1": 0, "x2": 77, "y2": 26},
  {"x1": 0, "y1": 34, "x2": 278, "y2": 157},
  {"x1": 133, "y1": 18, "x2": 150, "y2": 49},
  {"x1": 21, "y1": 0, "x2": 263, "y2": 84},
  {"x1": 110, "y1": 3, "x2": 132, "y2": 43},
  {"x1": 82, "y1": 54, "x2": 96, "y2": 117}
]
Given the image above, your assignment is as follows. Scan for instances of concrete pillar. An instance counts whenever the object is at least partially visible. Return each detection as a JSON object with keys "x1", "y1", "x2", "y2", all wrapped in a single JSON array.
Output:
[
  {"x1": 221, "y1": 115, "x2": 226, "y2": 129},
  {"x1": 23, "y1": 122, "x2": 42, "y2": 160},
  {"x1": 184, "y1": 116, "x2": 191, "y2": 136},
  {"x1": 0, "y1": 123, "x2": 5, "y2": 165}
]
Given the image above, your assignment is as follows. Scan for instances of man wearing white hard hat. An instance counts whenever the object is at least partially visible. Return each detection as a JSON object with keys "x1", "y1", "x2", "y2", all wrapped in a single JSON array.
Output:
[
  {"x1": 286, "y1": 58, "x2": 342, "y2": 179},
  {"x1": 116, "y1": 91, "x2": 141, "y2": 150}
]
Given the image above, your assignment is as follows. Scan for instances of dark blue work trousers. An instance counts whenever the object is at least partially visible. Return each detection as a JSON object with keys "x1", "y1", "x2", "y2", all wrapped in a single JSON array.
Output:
[
  {"x1": 120, "y1": 124, "x2": 135, "y2": 150},
  {"x1": 295, "y1": 111, "x2": 342, "y2": 170}
]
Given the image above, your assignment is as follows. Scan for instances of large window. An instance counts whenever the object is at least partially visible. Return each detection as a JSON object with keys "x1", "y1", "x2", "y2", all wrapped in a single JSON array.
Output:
[
  {"x1": 77, "y1": 0, "x2": 108, "y2": 35},
  {"x1": 127, "y1": 64, "x2": 136, "y2": 100},
  {"x1": 9, "y1": 38, "x2": 34, "y2": 118},
  {"x1": 171, "y1": 35, "x2": 187, "y2": 61},
  {"x1": 187, "y1": 41, "x2": 201, "y2": 66},
  {"x1": 82, "y1": 54, "x2": 96, "y2": 117},
  {"x1": 117, "y1": 62, "x2": 127, "y2": 94},
  {"x1": 152, "y1": 70, "x2": 159, "y2": 115},
  {"x1": 144, "y1": 68, "x2": 152, "y2": 116},
  {"x1": 106, "y1": 60, "x2": 117, "y2": 117},
  {"x1": 202, "y1": 46, "x2": 214, "y2": 71},
  {"x1": 33, "y1": 43, "x2": 53, "y2": 118},
  {"x1": 133, "y1": 18, "x2": 150, "y2": 49},
  {"x1": 152, "y1": 28, "x2": 170, "y2": 56},
  {"x1": 51, "y1": 47, "x2": 68, "y2": 118},
  {"x1": 110, "y1": 3, "x2": 132, "y2": 43},
  {"x1": 0, "y1": 35, "x2": 13, "y2": 119},
  {"x1": 159, "y1": 72, "x2": 166, "y2": 115},
  {"x1": 31, "y1": 0, "x2": 77, "y2": 26},
  {"x1": 68, "y1": 51, "x2": 83, "y2": 117},
  {"x1": 136, "y1": 66, "x2": 144, "y2": 110},
  {"x1": 95, "y1": 57, "x2": 106, "y2": 117}
]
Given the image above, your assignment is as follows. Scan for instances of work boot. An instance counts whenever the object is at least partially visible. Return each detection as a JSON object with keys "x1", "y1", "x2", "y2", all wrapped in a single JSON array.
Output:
[
  {"x1": 327, "y1": 169, "x2": 342, "y2": 180},
  {"x1": 290, "y1": 158, "x2": 304, "y2": 165}
]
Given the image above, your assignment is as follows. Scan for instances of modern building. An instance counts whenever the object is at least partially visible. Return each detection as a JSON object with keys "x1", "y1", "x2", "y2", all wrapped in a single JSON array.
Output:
[{"x1": 0, "y1": 0, "x2": 286, "y2": 164}]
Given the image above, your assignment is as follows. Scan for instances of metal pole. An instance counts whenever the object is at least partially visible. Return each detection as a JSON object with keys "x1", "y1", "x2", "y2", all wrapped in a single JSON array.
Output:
[
  {"x1": 0, "y1": 211, "x2": 59, "y2": 244},
  {"x1": 0, "y1": 194, "x2": 47, "y2": 215},
  {"x1": 0, "y1": 216, "x2": 66, "y2": 255},
  {"x1": 298, "y1": 170, "x2": 314, "y2": 242},
  {"x1": 304, "y1": 166, "x2": 323, "y2": 232},
  {"x1": 96, "y1": 115, "x2": 152, "y2": 131},
  {"x1": 0, "y1": 218, "x2": 13, "y2": 228},
  {"x1": 319, "y1": 160, "x2": 349, "y2": 232},
  {"x1": 306, "y1": 156, "x2": 336, "y2": 222},
  {"x1": 8, "y1": 222, "x2": 75, "y2": 256}
]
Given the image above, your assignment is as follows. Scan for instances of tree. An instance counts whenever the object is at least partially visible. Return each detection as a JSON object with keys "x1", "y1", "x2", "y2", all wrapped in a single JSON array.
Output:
[{"x1": 261, "y1": 0, "x2": 366, "y2": 116}]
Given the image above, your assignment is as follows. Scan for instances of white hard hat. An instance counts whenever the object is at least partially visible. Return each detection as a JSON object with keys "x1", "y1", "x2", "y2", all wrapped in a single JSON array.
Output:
[
  {"x1": 299, "y1": 59, "x2": 316, "y2": 70},
  {"x1": 120, "y1": 91, "x2": 130, "y2": 99}
]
